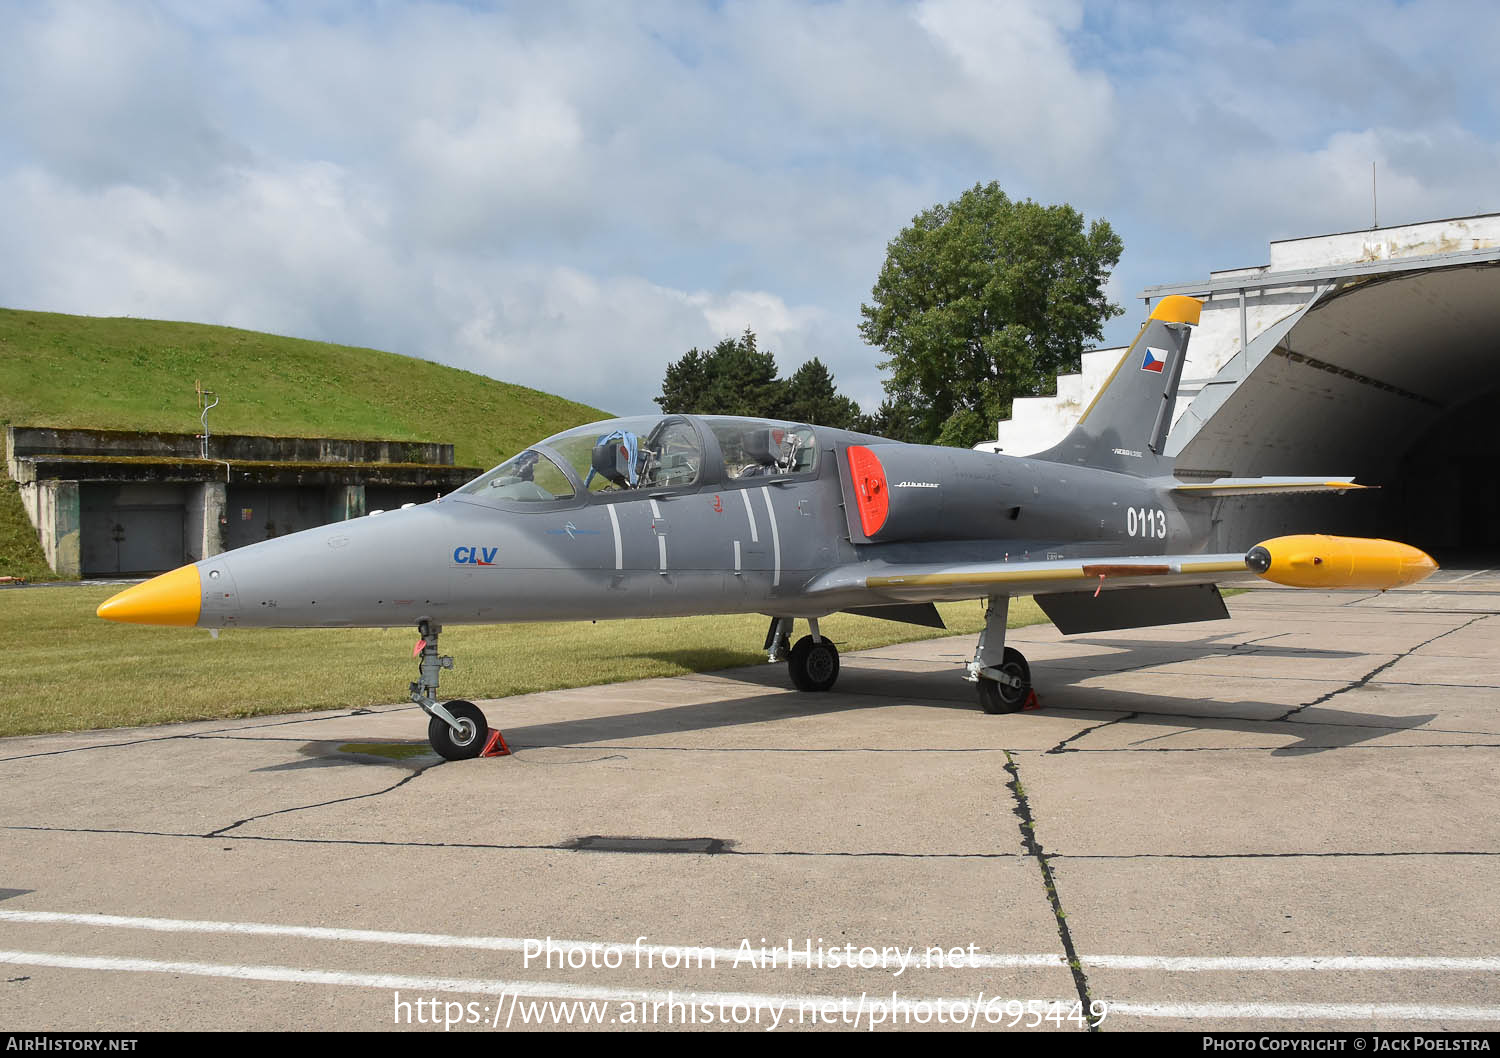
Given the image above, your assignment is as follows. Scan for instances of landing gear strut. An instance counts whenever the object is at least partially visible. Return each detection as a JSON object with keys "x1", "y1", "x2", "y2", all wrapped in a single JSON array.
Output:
[
  {"x1": 767, "y1": 617, "x2": 840, "y2": 692},
  {"x1": 410, "y1": 618, "x2": 490, "y2": 760},
  {"x1": 967, "y1": 596, "x2": 1032, "y2": 714}
]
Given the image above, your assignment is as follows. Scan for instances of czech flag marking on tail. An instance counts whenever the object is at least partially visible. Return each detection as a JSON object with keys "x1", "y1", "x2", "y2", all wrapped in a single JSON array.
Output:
[{"x1": 1140, "y1": 346, "x2": 1168, "y2": 373}]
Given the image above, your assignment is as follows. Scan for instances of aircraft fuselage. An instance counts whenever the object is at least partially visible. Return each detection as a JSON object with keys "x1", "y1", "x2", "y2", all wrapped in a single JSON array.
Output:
[{"x1": 190, "y1": 416, "x2": 1208, "y2": 630}]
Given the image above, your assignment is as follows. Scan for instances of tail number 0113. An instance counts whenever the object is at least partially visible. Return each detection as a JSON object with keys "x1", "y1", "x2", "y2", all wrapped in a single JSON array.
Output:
[{"x1": 1127, "y1": 507, "x2": 1167, "y2": 539}]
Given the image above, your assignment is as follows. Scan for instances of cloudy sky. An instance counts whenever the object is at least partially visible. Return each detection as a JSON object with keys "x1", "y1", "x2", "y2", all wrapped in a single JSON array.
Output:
[{"x1": 3, "y1": 0, "x2": 1497, "y2": 419}]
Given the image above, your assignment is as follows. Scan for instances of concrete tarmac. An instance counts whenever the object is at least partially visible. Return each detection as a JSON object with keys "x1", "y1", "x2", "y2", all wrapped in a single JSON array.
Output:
[{"x1": 1, "y1": 573, "x2": 1498, "y2": 1033}]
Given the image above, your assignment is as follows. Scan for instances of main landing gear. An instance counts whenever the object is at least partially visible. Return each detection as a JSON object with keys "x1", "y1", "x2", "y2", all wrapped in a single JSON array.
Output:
[
  {"x1": 410, "y1": 618, "x2": 507, "y2": 761},
  {"x1": 968, "y1": 595, "x2": 1032, "y2": 714},
  {"x1": 766, "y1": 617, "x2": 840, "y2": 692}
]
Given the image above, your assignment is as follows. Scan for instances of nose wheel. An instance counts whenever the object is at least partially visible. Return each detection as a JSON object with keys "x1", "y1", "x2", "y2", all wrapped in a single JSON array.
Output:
[{"x1": 428, "y1": 699, "x2": 488, "y2": 760}]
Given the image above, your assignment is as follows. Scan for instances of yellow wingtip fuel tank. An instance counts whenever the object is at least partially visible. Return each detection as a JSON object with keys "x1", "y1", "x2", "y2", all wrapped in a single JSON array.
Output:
[{"x1": 1246, "y1": 534, "x2": 1438, "y2": 590}]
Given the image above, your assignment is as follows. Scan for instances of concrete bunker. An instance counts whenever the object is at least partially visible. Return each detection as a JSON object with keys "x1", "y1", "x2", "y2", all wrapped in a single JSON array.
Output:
[{"x1": 7, "y1": 427, "x2": 481, "y2": 578}]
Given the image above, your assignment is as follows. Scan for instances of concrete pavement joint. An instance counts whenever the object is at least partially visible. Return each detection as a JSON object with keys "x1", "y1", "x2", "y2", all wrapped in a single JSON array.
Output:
[
  {"x1": 1022, "y1": 704, "x2": 1496, "y2": 738},
  {"x1": 0, "y1": 733, "x2": 197, "y2": 765},
  {"x1": 1003, "y1": 750, "x2": 1098, "y2": 1030},
  {"x1": 2, "y1": 824, "x2": 1030, "y2": 859},
  {"x1": 516, "y1": 744, "x2": 1017, "y2": 754},
  {"x1": 507, "y1": 753, "x2": 628, "y2": 766},
  {"x1": 1276, "y1": 614, "x2": 1488, "y2": 723},
  {"x1": 1046, "y1": 850, "x2": 1499, "y2": 861},
  {"x1": 1064, "y1": 742, "x2": 1500, "y2": 754}
]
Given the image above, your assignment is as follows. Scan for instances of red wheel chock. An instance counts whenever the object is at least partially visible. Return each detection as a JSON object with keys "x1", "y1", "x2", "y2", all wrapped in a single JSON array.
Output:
[
  {"x1": 1023, "y1": 690, "x2": 1041, "y2": 711},
  {"x1": 481, "y1": 728, "x2": 512, "y2": 757}
]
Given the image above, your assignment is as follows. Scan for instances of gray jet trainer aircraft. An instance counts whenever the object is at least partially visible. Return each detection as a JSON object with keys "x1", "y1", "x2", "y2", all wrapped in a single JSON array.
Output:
[{"x1": 99, "y1": 295, "x2": 1437, "y2": 759}]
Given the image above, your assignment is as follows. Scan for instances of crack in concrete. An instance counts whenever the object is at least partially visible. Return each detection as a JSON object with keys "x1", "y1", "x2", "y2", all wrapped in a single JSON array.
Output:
[
  {"x1": 1275, "y1": 615, "x2": 1488, "y2": 723},
  {"x1": 1046, "y1": 713, "x2": 1140, "y2": 755},
  {"x1": 1003, "y1": 751, "x2": 1098, "y2": 1030},
  {"x1": 203, "y1": 760, "x2": 441, "y2": 838},
  {"x1": 0, "y1": 705, "x2": 417, "y2": 764}
]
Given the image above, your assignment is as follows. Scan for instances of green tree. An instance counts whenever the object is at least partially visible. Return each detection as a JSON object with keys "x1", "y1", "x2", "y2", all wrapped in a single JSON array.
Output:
[
  {"x1": 851, "y1": 398, "x2": 922, "y2": 442},
  {"x1": 859, "y1": 182, "x2": 1123, "y2": 448},
  {"x1": 655, "y1": 330, "x2": 783, "y2": 418},
  {"x1": 782, "y1": 357, "x2": 861, "y2": 430},
  {"x1": 655, "y1": 347, "x2": 714, "y2": 415},
  {"x1": 655, "y1": 331, "x2": 868, "y2": 427}
]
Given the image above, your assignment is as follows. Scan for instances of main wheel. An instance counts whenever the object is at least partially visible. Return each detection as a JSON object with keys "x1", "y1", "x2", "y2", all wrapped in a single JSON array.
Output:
[
  {"x1": 428, "y1": 699, "x2": 487, "y2": 760},
  {"x1": 977, "y1": 647, "x2": 1031, "y2": 714},
  {"x1": 788, "y1": 635, "x2": 840, "y2": 692}
]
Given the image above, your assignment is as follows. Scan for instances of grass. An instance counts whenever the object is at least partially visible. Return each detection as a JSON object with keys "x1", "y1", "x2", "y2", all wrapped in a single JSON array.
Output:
[
  {"x1": 0, "y1": 306, "x2": 610, "y2": 582},
  {"x1": 0, "y1": 308, "x2": 608, "y2": 469},
  {"x1": 0, "y1": 585, "x2": 1046, "y2": 738},
  {"x1": 0, "y1": 466, "x2": 58, "y2": 582}
]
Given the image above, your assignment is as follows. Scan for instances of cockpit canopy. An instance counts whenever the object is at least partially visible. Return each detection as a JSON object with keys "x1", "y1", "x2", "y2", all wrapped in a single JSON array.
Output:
[{"x1": 453, "y1": 415, "x2": 818, "y2": 506}]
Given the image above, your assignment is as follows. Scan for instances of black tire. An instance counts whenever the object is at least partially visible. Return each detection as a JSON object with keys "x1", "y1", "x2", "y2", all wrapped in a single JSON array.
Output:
[
  {"x1": 788, "y1": 635, "x2": 840, "y2": 692},
  {"x1": 428, "y1": 699, "x2": 487, "y2": 760},
  {"x1": 977, "y1": 647, "x2": 1031, "y2": 714}
]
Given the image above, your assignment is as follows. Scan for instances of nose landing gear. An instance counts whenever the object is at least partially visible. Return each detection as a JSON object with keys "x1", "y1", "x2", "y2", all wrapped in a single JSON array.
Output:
[{"x1": 410, "y1": 618, "x2": 506, "y2": 760}]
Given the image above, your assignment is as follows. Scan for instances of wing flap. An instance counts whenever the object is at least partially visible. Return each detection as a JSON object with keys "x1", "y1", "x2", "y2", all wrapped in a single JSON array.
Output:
[{"x1": 1035, "y1": 584, "x2": 1229, "y2": 633}]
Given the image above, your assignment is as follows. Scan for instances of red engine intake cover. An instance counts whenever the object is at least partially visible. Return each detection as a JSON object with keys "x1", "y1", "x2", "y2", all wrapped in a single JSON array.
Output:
[{"x1": 845, "y1": 445, "x2": 889, "y2": 537}]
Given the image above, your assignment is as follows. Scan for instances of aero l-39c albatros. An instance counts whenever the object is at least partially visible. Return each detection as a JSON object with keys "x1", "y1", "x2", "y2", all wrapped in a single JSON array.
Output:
[{"x1": 98, "y1": 296, "x2": 1437, "y2": 759}]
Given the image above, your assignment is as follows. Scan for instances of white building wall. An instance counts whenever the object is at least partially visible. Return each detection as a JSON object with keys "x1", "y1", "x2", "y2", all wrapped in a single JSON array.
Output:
[{"x1": 1268, "y1": 215, "x2": 1500, "y2": 271}]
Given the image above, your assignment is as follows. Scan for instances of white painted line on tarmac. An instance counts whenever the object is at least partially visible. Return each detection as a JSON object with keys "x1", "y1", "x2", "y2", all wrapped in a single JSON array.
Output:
[
  {"x1": 1110, "y1": 1001, "x2": 1500, "y2": 1021},
  {"x1": 1088, "y1": 954, "x2": 1500, "y2": 971},
  {"x1": 4, "y1": 910, "x2": 1499, "y2": 973},
  {"x1": 0, "y1": 949, "x2": 1062, "y2": 1015},
  {"x1": 1, "y1": 950, "x2": 1498, "y2": 1023},
  {"x1": 0, "y1": 909, "x2": 1059, "y2": 970}
]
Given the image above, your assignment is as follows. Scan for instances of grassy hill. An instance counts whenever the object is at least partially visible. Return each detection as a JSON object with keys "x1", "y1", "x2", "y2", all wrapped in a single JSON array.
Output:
[{"x1": 0, "y1": 307, "x2": 610, "y2": 580}]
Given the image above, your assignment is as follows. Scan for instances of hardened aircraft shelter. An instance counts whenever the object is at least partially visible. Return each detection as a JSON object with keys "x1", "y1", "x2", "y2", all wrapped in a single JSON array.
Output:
[{"x1": 986, "y1": 214, "x2": 1500, "y2": 558}]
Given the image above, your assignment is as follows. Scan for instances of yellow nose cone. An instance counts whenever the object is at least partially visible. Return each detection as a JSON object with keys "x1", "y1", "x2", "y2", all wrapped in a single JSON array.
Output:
[{"x1": 96, "y1": 564, "x2": 203, "y2": 627}]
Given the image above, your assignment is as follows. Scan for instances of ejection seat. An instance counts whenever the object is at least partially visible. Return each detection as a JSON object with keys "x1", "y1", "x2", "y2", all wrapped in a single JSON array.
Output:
[{"x1": 738, "y1": 428, "x2": 781, "y2": 477}]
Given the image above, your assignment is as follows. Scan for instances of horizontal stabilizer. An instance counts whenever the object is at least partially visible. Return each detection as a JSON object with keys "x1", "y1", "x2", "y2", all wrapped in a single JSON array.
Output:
[{"x1": 1173, "y1": 477, "x2": 1364, "y2": 498}]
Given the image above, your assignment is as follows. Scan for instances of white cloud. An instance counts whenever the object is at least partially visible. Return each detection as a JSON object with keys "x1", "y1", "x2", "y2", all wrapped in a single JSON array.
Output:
[
  {"x1": 433, "y1": 267, "x2": 847, "y2": 414},
  {"x1": 1, "y1": 0, "x2": 1498, "y2": 421}
]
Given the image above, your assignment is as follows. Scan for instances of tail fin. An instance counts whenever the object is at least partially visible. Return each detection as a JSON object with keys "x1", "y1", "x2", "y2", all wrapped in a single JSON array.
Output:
[{"x1": 1032, "y1": 295, "x2": 1202, "y2": 477}]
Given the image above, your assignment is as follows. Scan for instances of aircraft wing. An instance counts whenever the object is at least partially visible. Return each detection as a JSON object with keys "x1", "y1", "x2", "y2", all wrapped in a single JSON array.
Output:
[
  {"x1": 804, "y1": 552, "x2": 1256, "y2": 605},
  {"x1": 803, "y1": 535, "x2": 1435, "y2": 634}
]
